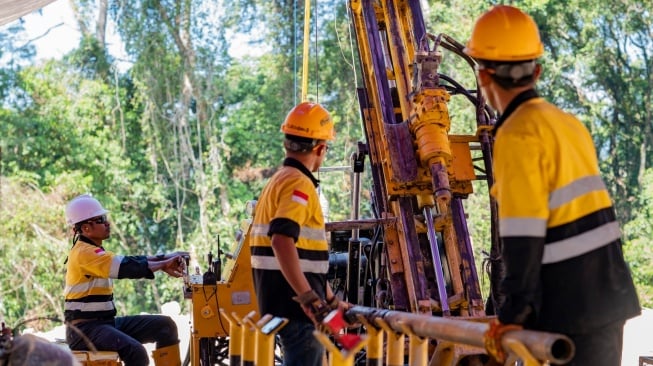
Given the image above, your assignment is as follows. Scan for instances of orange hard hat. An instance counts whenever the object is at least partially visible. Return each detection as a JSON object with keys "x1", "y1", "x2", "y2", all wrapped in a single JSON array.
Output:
[
  {"x1": 464, "y1": 5, "x2": 544, "y2": 61},
  {"x1": 280, "y1": 102, "x2": 335, "y2": 141}
]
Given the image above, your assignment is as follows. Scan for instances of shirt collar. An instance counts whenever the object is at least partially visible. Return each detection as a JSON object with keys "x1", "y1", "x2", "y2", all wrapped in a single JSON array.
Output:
[
  {"x1": 78, "y1": 235, "x2": 102, "y2": 248},
  {"x1": 492, "y1": 89, "x2": 539, "y2": 136},
  {"x1": 283, "y1": 157, "x2": 320, "y2": 187}
]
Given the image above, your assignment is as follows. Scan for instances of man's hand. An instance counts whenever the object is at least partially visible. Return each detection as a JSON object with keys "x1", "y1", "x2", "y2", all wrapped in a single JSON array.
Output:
[
  {"x1": 484, "y1": 318, "x2": 523, "y2": 364},
  {"x1": 157, "y1": 255, "x2": 185, "y2": 278},
  {"x1": 293, "y1": 290, "x2": 330, "y2": 324},
  {"x1": 154, "y1": 251, "x2": 190, "y2": 261},
  {"x1": 168, "y1": 251, "x2": 190, "y2": 259},
  {"x1": 326, "y1": 295, "x2": 340, "y2": 310},
  {"x1": 326, "y1": 297, "x2": 361, "y2": 329},
  {"x1": 327, "y1": 296, "x2": 353, "y2": 317}
]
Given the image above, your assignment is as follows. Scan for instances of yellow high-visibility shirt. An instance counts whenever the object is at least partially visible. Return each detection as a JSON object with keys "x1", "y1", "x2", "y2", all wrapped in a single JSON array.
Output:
[
  {"x1": 491, "y1": 96, "x2": 617, "y2": 264},
  {"x1": 251, "y1": 158, "x2": 329, "y2": 320},
  {"x1": 64, "y1": 240, "x2": 122, "y2": 320},
  {"x1": 489, "y1": 89, "x2": 639, "y2": 334}
]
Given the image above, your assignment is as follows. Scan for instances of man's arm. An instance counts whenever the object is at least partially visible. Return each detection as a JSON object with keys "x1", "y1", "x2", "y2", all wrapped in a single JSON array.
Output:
[
  {"x1": 148, "y1": 255, "x2": 185, "y2": 278},
  {"x1": 147, "y1": 251, "x2": 190, "y2": 261},
  {"x1": 493, "y1": 131, "x2": 548, "y2": 326},
  {"x1": 270, "y1": 233, "x2": 312, "y2": 295},
  {"x1": 272, "y1": 233, "x2": 334, "y2": 323},
  {"x1": 498, "y1": 237, "x2": 544, "y2": 325}
]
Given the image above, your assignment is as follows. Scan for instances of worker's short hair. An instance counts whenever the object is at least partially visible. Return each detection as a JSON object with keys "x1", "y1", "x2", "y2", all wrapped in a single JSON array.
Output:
[
  {"x1": 477, "y1": 59, "x2": 538, "y2": 88},
  {"x1": 7, "y1": 334, "x2": 79, "y2": 365},
  {"x1": 284, "y1": 134, "x2": 324, "y2": 153}
]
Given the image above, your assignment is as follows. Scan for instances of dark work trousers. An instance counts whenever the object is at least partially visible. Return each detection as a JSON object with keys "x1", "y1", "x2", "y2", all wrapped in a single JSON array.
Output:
[
  {"x1": 566, "y1": 320, "x2": 625, "y2": 366},
  {"x1": 277, "y1": 319, "x2": 324, "y2": 366},
  {"x1": 66, "y1": 315, "x2": 179, "y2": 366}
]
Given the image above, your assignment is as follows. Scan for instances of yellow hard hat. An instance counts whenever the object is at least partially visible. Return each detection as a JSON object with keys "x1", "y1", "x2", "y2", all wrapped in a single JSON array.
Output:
[
  {"x1": 464, "y1": 5, "x2": 544, "y2": 61},
  {"x1": 280, "y1": 102, "x2": 335, "y2": 141}
]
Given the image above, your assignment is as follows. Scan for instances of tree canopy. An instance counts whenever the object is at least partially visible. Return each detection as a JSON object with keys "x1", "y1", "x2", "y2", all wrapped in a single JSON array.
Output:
[{"x1": 1, "y1": 0, "x2": 651, "y2": 327}]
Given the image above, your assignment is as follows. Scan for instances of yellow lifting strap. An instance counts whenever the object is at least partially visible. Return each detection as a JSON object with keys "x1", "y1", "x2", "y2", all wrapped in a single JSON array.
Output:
[{"x1": 301, "y1": 0, "x2": 311, "y2": 101}]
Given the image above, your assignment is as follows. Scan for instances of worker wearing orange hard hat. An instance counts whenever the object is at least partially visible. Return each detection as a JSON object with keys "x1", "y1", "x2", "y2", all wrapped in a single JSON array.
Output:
[
  {"x1": 464, "y1": 5, "x2": 640, "y2": 366},
  {"x1": 250, "y1": 102, "x2": 347, "y2": 366}
]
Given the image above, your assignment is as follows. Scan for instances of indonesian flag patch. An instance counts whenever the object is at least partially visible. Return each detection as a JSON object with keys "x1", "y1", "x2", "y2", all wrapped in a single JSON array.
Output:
[
  {"x1": 94, "y1": 247, "x2": 106, "y2": 255},
  {"x1": 291, "y1": 190, "x2": 309, "y2": 206}
]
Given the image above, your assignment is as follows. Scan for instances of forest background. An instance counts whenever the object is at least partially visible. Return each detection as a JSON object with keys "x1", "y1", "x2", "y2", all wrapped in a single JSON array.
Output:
[{"x1": 0, "y1": 0, "x2": 652, "y2": 330}]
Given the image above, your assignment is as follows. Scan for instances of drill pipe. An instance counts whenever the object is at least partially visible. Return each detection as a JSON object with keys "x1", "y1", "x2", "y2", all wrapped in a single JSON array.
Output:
[{"x1": 345, "y1": 306, "x2": 574, "y2": 364}]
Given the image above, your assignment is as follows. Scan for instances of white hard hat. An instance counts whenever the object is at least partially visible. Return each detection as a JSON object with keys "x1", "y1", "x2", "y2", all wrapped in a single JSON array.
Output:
[{"x1": 65, "y1": 194, "x2": 109, "y2": 225}]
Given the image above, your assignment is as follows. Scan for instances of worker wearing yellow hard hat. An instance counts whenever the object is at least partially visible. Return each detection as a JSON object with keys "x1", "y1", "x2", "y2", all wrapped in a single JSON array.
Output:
[
  {"x1": 464, "y1": 5, "x2": 640, "y2": 366},
  {"x1": 250, "y1": 102, "x2": 347, "y2": 366}
]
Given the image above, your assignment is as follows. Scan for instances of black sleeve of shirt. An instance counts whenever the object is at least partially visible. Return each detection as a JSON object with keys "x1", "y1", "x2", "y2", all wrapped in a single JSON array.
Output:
[
  {"x1": 498, "y1": 237, "x2": 543, "y2": 327},
  {"x1": 268, "y1": 218, "x2": 300, "y2": 242},
  {"x1": 117, "y1": 255, "x2": 155, "y2": 279}
]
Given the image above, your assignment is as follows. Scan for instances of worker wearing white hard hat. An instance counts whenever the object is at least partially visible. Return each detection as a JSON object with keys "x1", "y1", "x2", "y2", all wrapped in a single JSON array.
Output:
[{"x1": 64, "y1": 194, "x2": 189, "y2": 366}]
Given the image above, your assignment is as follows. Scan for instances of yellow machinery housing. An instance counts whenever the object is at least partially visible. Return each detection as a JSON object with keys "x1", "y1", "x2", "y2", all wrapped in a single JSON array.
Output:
[{"x1": 185, "y1": 209, "x2": 260, "y2": 366}]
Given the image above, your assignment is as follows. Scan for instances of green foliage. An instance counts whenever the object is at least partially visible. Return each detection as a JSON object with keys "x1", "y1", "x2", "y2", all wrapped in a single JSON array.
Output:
[
  {"x1": 0, "y1": 0, "x2": 651, "y2": 324},
  {"x1": 623, "y1": 169, "x2": 653, "y2": 307},
  {"x1": 464, "y1": 181, "x2": 494, "y2": 299},
  {"x1": 0, "y1": 177, "x2": 69, "y2": 326},
  {"x1": 65, "y1": 35, "x2": 113, "y2": 80},
  {"x1": 0, "y1": 24, "x2": 36, "y2": 100}
]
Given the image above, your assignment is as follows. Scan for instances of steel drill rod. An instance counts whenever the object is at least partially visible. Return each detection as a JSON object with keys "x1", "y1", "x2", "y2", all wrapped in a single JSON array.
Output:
[
  {"x1": 423, "y1": 206, "x2": 450, "y2": 315},
  {"x1": 345, "y1": 306, "x2": 574, "y2": 364}
]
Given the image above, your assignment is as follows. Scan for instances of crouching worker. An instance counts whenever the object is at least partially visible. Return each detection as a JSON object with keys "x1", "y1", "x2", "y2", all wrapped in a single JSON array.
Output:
[{"x1": 63, "y1": 194, "x2": 188, "y2": 366}]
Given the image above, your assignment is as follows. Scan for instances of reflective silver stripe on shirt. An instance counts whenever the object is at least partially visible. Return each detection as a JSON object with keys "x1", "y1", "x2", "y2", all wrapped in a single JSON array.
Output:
[
  {"x1": 109, "y1": 255, "x2": 124, "y2": 278},
  {"x1": 64, "y1": 300, "x2": 115, "y2": 312},
  {"x1": 300, "y1": 227, "x2": 327, "y2": 241},
  {"x1": 251, "y1": 224, "x2": 327, "y2": 242},
  {"x1": 251, "y1": 255, "x2": 329, "y2": 274},
  {"x1": 64, "y1": 278, "x2": 112, "y2": 295},
  {"x1": 251, "y1": 224, "x2": 269, "y2": 238},
  {"x1": 549, "y1": 175, "x2": 607, "y2": 210},
  {"x1": 542, "y1": 221, "x2": 621, "y2": 264},
  {"x1": 500, "y1": 218, "x2": 547, "y2": 237}
]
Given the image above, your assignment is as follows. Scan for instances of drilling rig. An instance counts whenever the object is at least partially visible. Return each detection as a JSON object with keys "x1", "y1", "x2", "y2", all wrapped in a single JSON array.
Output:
[
  {"x1": 186, "y1": 0, "x2": 505, "y2": 364},
  {"x1": 344, "y1": 0, "x2": 498, "y2": 319}
]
